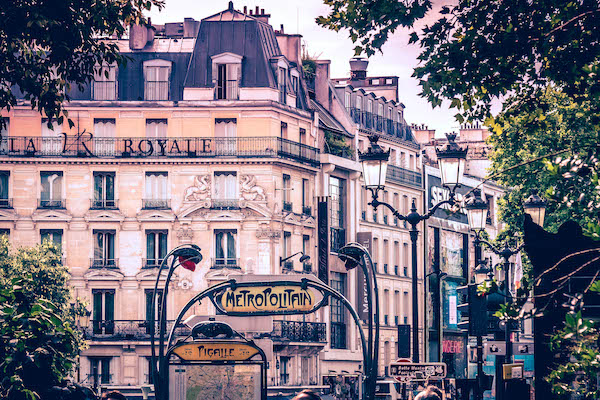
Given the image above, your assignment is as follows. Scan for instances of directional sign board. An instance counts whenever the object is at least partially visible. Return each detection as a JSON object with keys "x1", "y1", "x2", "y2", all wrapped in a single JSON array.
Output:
[
  {"x1": 390, "y1": 362, "x2": 447, "y2": 383},
  {"x1": 172, "y1": 341, "x2": 260, "y2": 362}
]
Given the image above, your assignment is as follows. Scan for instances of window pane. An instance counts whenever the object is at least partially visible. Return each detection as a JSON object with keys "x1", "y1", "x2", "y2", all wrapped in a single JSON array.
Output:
[
  {"x1": 227, "y1": 232, "x2": 236, "y2": 260},
  {"x1": 159, "y1": 232, "x2": 167, "y2": 259},
  {"x1": 147, "y1": 232, "x2": 155, "y2": 260}
]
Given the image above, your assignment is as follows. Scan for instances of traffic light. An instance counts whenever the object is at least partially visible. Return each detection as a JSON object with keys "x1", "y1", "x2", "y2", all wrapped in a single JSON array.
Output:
[{"x1": 457, "y1": 284, "x2": 488, "y2": 336}]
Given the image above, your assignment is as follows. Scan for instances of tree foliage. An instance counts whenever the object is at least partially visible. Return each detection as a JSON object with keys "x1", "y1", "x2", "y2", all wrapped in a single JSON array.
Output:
[
  {"x1": 0, "y1": 0, "x2": 163, "y2": 128},
  {"x1": 318, "y1": 0, "x2": 600, "y2": 122},
  {"x1": 0, "y1": 237, "x2": 85, "y2": 400}
]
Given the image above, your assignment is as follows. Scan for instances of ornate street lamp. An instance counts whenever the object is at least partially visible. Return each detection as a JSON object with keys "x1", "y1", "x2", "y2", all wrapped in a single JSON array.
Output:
[
  {"x1": 435, "y1": 133, "x2": 468, "y2": 190},
  {"x1": 523, "y1": 190, "x2": 547, "y2": 227},
  {"x1": 359, "y1": 133, "x2": 467, "y2": 364},
  {"x1": 465, "y1": 189, "x2": 489, "y2": 233}
]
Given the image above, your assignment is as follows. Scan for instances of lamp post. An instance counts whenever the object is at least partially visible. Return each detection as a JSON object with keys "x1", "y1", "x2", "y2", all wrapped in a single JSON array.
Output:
[
  {"x1": 359, "y1": 133, "x2": 467, "y2": 363},
  {"x1": 337, "y1": 242, "x2": 378, "y2": 400},
  {"x1": 465, "y1": 189, "x2": 546, "y2": 400}
]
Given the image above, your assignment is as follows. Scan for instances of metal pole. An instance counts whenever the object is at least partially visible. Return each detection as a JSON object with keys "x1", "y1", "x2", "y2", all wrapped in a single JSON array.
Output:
[
  {"x1": 410, "y1": 225, "x2": 420, "y2": 363},
  {"x1": 361, "y1": 247, "x2": 380, "y2": 397},
  {"x1": 476, "y1": 335, "x2": 484, "y2": 400}
]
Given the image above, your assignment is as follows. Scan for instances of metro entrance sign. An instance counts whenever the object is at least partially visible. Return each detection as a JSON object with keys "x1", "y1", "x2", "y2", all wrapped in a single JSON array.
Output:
[
  {"x1": 390, "y1": 361, "x2": 447, "y2": 383},
  {"x1": 172, "y1": 341, "x2": 261, "y2": 362}
]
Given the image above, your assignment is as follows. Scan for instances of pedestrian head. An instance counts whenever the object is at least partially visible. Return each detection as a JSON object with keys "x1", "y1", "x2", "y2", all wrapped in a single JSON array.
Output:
[
  {"x1": 101, "y1": 391, "x2": 126, "y2": 400},
  {"x1": 414, "y1": 385, "x2": 444, "y2": 400},
  {"x1": 292, "y1": 389, "x2": 321, "y2": 400}
]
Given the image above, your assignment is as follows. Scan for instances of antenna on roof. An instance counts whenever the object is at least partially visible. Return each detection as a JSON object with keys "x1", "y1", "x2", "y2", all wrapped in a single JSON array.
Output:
[{"x1": 228, "y1": 1, "x2": 234, "y2": 11}]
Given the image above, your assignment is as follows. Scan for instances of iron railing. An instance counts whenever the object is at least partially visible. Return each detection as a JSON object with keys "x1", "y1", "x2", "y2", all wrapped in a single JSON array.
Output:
[
  {"x1": 211, "y1": 258, "x2": 240, "y2": 269},
  {"x1": 142, "y1": 198, "x2": 170, "y2": 210},
  {"x1": 323, "y1": 143, "x2": 356, "y2": 160},
  {"x1": 330, "y1": 227, "x2": 346, "y2": 253},
  {"x1": 90, "y1": 199, "x2": 118, "y2": 209},
  {"x1": 386, "y1": 164, "x2": 423, "y2": 189},
  {"x1": 282, "y1": 261, "x2": 294, "y2": 271},
  {"x1": 0, "y1": 198, "x2": 12, "y2": 208},
  {"x1": 302, "y1": 206, "x2": 312, "y2": 216},
  {"x1": 211, "y1": 199, "x2": 239, "y2": 210},
  {"x1": 84, "y1": 320, "x2": 191, "y2": 341},
  {"x1": 0, "y1": 136, "x2": 320, "y2": 166},
  {"x1": 90, "y1": 258, "x2": 118, "y2": 269},
  {"x1": 303, "y1": 262, "x2": 313, "y2": 274},
  {"x1": 38, "y1": 198, "x2": 66, "y2": 209},
  {"x1": 283, "y1": 201, "x2": 293, "y2": 212},
  {"x1": 143, "y1": 258, "x2": 164, "y2": 268},
  {"x1": 347, "y1": 107, "x2": 414, "y2": 141},
  {"x1": 271, "y1": 320, "x2": 327, "y2": 343}
]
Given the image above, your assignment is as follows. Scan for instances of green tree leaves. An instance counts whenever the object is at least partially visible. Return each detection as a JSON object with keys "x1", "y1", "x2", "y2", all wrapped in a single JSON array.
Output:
[{"x1": 0, "y1": 0, "x2": 164, "y2": 128}]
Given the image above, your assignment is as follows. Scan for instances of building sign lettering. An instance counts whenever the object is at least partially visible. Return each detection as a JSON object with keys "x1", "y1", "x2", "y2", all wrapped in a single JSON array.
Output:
[
  {"x1": 214, "y1": 284, "x2": 324, "y2": 315},
  {"x1": 172, "y1": 342, "x2": 260, "y2": 361},
  {"x1": 427, "y1": 174, "x2": 475, "y2": 224}
]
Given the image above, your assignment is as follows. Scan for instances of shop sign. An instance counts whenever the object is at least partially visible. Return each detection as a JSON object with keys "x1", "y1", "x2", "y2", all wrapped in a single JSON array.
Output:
[
  {"x1": 442, "y1": 339, "x2": 463, "y2": 354},
  {"x1": 214, "y1": 284, "x2": 324, "y2": 315},
  {"x1": 172, "y1": 342, "x2": 260, "y2": 361},
  {"x1": 427, "y1": 175, "x2": 474, "y2": 224}
]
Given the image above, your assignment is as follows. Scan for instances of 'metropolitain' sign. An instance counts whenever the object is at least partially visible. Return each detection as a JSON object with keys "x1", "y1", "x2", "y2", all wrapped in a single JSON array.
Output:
[{"x1": 211, "y1": 275, "x2": 326, "y2": 316}]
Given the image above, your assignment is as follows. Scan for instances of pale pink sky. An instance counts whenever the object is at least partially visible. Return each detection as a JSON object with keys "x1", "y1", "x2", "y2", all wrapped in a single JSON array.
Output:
[{"x1": 148, "y1": 0, "x2": 459, "y2": 134}]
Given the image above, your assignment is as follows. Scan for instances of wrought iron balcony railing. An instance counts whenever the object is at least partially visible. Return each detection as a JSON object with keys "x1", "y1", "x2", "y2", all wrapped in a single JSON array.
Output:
[
  {"x1": 143, "y1": 258, "x2": 164, "y2": 268},
  {"x1": 211, "y1": 258, "x2": 240, "y2": 269},
  {"x1": 283, "y1": 201, "x2": 293, "y2": 212},
  {"x1": 302, "y1": 262, "x2": 313, "y2": 274},
  {"x1": 142, "y1": 198, "x2": 170, "y2": 210},
  {"x1": 90, "y1": 199, "x2": 118, "y2": 210},
  {"x1": 39, "y1": 198, "x2": 66, "y2": 209},
  {"x1": 211, "y1": 199, "x2": 240, "y2": 210},
  {"x1": 0, "y1": 136, "x2": 320, "y2": 166},
  {"x1": 302, "y1": 205, "x2": 312, "y2": 216},
  {"x1": 83, "y1": 320, "x2": 191, "y2": 341},
  {"x1": 386, "y1": 164, "x2": 423, "y2": 189},
  {"x1": 282, "y1": 261, "x2": 294, "y2": 271},
  {"x1": 90, "y1": 258, "x2": 118, "y2": 269},
  {"x1": 271, "y1": 320, "x2": 327, "y2": 343}
]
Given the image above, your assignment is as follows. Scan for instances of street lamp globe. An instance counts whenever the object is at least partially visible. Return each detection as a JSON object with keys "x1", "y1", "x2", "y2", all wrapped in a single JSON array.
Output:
[
  {"x1": 466, "y1": 189, "x2": 489, "y2": 232},
  {"x1": 523, "y1": 190, "x2": 547, "y2": 227},
  {"x1": 474, "y1": 259, "x2": 493, "y2": 284},
  {"x1": 436, "y1": 133, "x2": 468, "y2": 189},
  {"x1": 359, "y1": 134, "x2": 390, "y2": 192}
]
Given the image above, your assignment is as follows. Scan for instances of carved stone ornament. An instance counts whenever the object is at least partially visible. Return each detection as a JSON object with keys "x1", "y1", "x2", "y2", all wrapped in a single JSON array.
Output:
[
  {"x1": 184, "y1": 175, "x2": 211, "y2": 202},
  {"x1": 239, "y1": 174, "x2": 267, "y2": 201},
  {"x1": 255, "y1": 229, "x2": 281, "y2": 239},
  {"x1": 177, "y1": 228, "x2": 194, "y2": 240}
]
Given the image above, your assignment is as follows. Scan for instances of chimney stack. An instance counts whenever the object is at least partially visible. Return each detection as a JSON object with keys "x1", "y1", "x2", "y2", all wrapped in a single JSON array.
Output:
[
  {"x1": 349, "y1": 57, "x2": 369, "y2": 81},
  {"x1": 243, "y1": 6, "x2": 247, "y2": 13}
]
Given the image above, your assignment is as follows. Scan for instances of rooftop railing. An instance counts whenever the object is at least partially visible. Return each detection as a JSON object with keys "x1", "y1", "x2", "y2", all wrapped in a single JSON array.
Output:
[
  {"x1": 0, "y1": 136, "x2": 320, "y2": 166},
  {"x1": 83, "y1": 320, "x2": 191, "y2": 341}
]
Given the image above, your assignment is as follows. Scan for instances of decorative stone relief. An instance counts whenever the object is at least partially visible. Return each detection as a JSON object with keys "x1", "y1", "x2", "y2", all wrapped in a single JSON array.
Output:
[
  {"x1": 239, "y1": 175, "x2": 266, "y2": 201},
  {"x1": 255, "y1": 229, "x2": 281, "y2": 239},
  {"x1": 184, "y1": 175, "x2": 211, "y2": 202}
]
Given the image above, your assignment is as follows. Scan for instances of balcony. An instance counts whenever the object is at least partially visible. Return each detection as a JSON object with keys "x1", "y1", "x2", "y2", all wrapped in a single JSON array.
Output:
[
  {"x1": 90, "y1": 199, "x2": 118, "y2": 210},
  {"x1": 302, "y1": 205, "x2": 312, "y2": 216},
  {"x1": 271, "y1": 320, "x2": 327, "y2": 343},
  {"x1": 283, "y1": 201, "x2": 293, "y2": 212},
  {"x1": 0, "y1": 198, "x2": 12, "y2": 208},
  {"x1": 282, "y1": 261, "x2": 294, "y2": 271},
  {"x1": 330, "y1": 227, "x2": 346, "y2": 253},
  {"x1": 0, "y1": 136, "x2": 320, "y2": 167},
  {"x1": 302, "y1": 262, "x2": 312, "y2": 274},
  {"x1": 211, "y1": 199, "x2": 239, "y2": 210},
  {"x1": 142, "y1": 198, "x2": 170, "y2": 210},
  {"x1": 386, "y1": 164, "x2": 422, "y2": 189},
  {"x1": 90, "y1": 258, "x2": 118, "y2": 269},
  {"x1": 83, "y1": 320, "x2": 191, "y2": 341},
  {"x1": 38, "y1": 198, "x2": 65, "y2": 209},
  {"x1": 211, "y1": 258, "x2": 240, "y2": 269},
  {"x1": 143, "y1": 258, "x2": 164, "y2": 269}
]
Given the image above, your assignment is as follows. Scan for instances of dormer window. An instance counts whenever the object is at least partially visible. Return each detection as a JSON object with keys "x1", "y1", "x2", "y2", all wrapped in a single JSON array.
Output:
[
  {"x1": 211, "y1": 53, "x2": 242, "y2": 100},
  {"x1": 278, "y1": 67, "x2": 287, "y2": 103},
  {"x1": 93, "y1": 64, "x2": 117, "y2": 100},
  {"x1": 143, "y1": 60, "x2": 172, "y2": 101}
]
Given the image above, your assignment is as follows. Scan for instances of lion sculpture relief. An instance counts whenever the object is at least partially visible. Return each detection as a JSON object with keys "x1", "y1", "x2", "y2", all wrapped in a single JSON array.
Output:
[
  {"x1": 184, "y1": 175, "x2": 211, "y2": 202},
  {"x1": 240, "y1": 174, "x2": 266, "y2": 201}
]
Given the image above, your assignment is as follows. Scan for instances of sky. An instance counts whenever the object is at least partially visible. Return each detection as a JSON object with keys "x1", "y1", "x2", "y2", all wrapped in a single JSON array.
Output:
[{"x1": 147, "y1": 0, "x2": 459, "y2": 134}]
